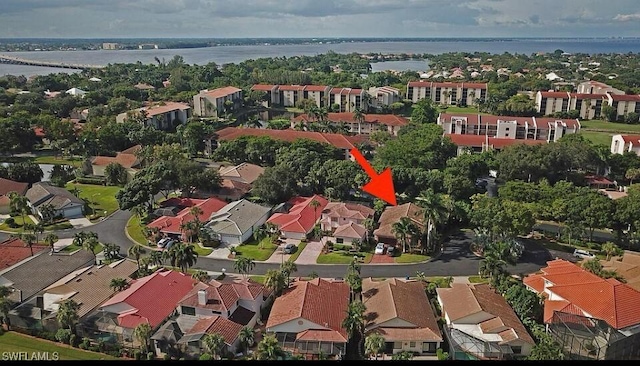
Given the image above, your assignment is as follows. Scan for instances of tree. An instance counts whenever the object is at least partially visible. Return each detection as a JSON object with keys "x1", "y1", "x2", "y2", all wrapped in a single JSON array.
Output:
[
  {"x1": 8, "y1": 192, "x2": 30, "y2": 230},
  {"x1": 256, "y1": 333, "x2": 285, "y2": 360},
  {"x1": 44, "y1": 233, "x2": 58, "y2": 253},
  {"x1": 21, "y1": 233, "x2": 37, "y2": 257},
  {"x1": 182, "y1": 121, "x2": 212, "y2": 157},
  {"x1": 39, "y1": 203, "x2": 57, "y2": 225},
  {"x1": 104, "y1": 162, "x2": 127, "y2": 186},
  {"x1": 57, "y1": 299, "x2": 80, "y2": 332},
  {"x1": 342, "y1": 300, "x2": 366, "y2": 358},
  {"x1": 148, "y1": 250, "x2": 164, "y2": 268},
  {"x1": 170, "y1": 243, "x2": 198, "y2": 273},
  {"x1": 626, "y1": 168, "x2": 640, "y2": 185},
  {"x1": 252, "y1": 165, "x2": 297, "y2": 204},
  {"x1": 82, "y1": 234, "x2": 100, "y2": 265},
  {"x1": 110, "y1": 278, "x2": 129, "y2": 292},
  {"x1": 128, "y1": 244, "x2": 146, "y2": 269},
  {"x1": 410, "y1": 98, "x2": 437, "y2": 124},
  {"x1": 133, "y1": 322, "x2": 152, "y2": 353},
  {"x1": 392, "y1": 217, "x2": 418, "y2": 253},
  {"x1": 191, "y1": 270, "x2": 209, "y2": 283},
  {"x1": 238, "y1": 326, "x2": 254, "y2": 356},
  {"x1": 280, "y1": 260, "x2": 297, "y2": 287},
  {"x1": 202, "y1": 333, "x2": 225, "y2": 360},
  {"x1": 103, "y1": 243, "x2": 121, "y2": 261},
  {"x1": 364, "y1": 332, "x2": 385, "y2": 360},
  {"x1": 264, "y1": 269, "x2": 286, "y2": 296},
  {"x1": 416, "y1": 189, "x2": 449, "y2": 254},
  {"x1": 234, "y1": 257, "x2": 256, "y2": 280},
  {"x1": 601, "y1": 242, "x2": 623, "y2": 261},
  {"x1": 310, "y1": 199, "x2": 321, "y2": 222}
]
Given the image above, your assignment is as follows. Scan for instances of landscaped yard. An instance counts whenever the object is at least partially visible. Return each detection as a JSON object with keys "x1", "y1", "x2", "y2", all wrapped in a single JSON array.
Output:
[
  {"x1": 0, "y1": 331, "x2": 119, "y2": 360},
  {"x1": 43, "y1": 220, "x2": 74, "y2": 231},
  {"x1": 468, "y1": 276, "x2": 489, "y2": 283},
  {"x1": 394, "y1": 253, "x2": 430, "y2": 264},
  {"x1": 579, "y1": 131, "x2": 614, "y2": 147},
  {"x1": 0, "y1": 216, "x2": 35, "y2": 232},
  {"x1": 125, "y1": 215, "x2": 148, "y2": 246},
  {"x1": 61, "y1": 242, "x2": 104, "y2": 254},
  {"x1": 249, "y1": 275, "x2": 266, "y2": 284},
  {"x1": 316, "y1": 251, "x2": 373, "y2": 264},
  {"x1": 233, "y1": 237, "x2": 278, "y2": 261},
  {"x1": 192, "y1": 244, "x2": 213, "y2": 257},
  {"x1": 0, "y1": 153, "x2": 83, "y2": 167},
  {"x1": 64, "y1": 183, "x2": 121, "y2": 218},
  {"x1": 580, "y1": 119, "x2": 640, "y2": 133},
  {"x1": 288, "y1": 242, "x2": 307, "y2": 262}
]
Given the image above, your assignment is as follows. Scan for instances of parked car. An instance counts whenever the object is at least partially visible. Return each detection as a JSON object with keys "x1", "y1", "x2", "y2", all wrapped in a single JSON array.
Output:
[
  {"x1": 573, "y1": 249, "x2": 596, "y2": 260},
  {"x1": 283, "y1": 243, "x2": 296, "y2": 254},
  {"x1": 157, "y1": 237, "x2": 171, "y2": 248},
  {"x1": 164, "y1": 239, "x2": 176, "y2": 250},
  {"x1": 386, "y1": 246, "x2": 396, "y2": 257},
  {"x1": 374, "y1": 243, "x2": 386, "y2": 255}
]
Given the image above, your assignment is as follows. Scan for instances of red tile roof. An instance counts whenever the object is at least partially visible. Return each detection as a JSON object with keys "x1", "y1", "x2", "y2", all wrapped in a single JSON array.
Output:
[
  {"x1": 100, "y1": 270, "x2": 195, "y2": 329},
  {"x1": 266, "y1": 278, "x2": 349, "y2": 342},
  {"x1": 0, "y1": 237, "x2": 47, "y2": 271},
  {"x1": 584, "y1": 175, "x2": 614, "y2": 186},
  {"x1": 0, "y1": 177, "x2": 29, "y2": 196},
  {"x1": 620, "y1": 134, "x2": 640, "y2": 144},
  {"x1": 293, "y1": 113, "x2": 408, "y2": 127},
  {"x1": 91, "y1": 152, "x2": 140, "y2": 169},
  {"x1": 374, "y1": 203, "x2": 424, "y2": 240},
  {"x1": 143, "y1": 102, "x2": 190, "y2": 117},
  {"x1": 525, "y1": 259, "x2": 640, "y2": 329},
  {"x1": 278, "y1": 85, "x2": 304, "y2": 91},
  {"x1": 480, "y1": 114, "x2": 535, "y2": 127},
  {"x1": 148, "y1": 197, "x2": 227, "y2": 235},
  {"x1": 250, "y1": 84, "x2": 276, "y2": 91},
  {"x1": 535, "y1": 117, "x2": 580, "y2": 129},
  {"x1": 267, "y1": 195, "x2": 329, "y2": 234},
  {"x1": 329, "y1": 87, "x2": 363, "y2": 95},
  {"x1": 609, "y1": 94, "x2": 640, "y2": 102},
  {"x1": 185, "y1": 316, "x2": 243, "y2": 346},
  {"x1": 296, "y1": 329, "x2": 347, "y2": 342},
  {"x1": 539, "y1": 91, "x2": 570, "y2": 98},
  {"x1": 303, "y1": 85, "x2": 330, "y2": 92},
  {"x1": 179, "y1": 277, "x2": 264, "y2": 313},
  {"x1": 446, "y1": 134, "x2": 547, "y2": 149},
  {"x1": 215, "y1": 127, "x2": 356, "y2": 150},
  {"x1": 407, "y1": 81, "x2": 487, "y2": 89},
  {"x1": 200, "y1": 86, "x2": 242, "y2": 99}
]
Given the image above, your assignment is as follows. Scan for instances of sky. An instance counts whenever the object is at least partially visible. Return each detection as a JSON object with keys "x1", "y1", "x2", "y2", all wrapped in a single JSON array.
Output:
[{"x1": 0, "y1": 0, "x2": 639, "y2": 39}]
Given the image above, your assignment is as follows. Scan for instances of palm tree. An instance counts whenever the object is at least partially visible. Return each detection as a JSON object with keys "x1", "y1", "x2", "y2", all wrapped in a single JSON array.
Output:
[
  {"x1": 8, "y1": 192, "x2": 30, "y2": 231},
  {"x1": 280, "y1": 260, "x2": 297, "y2": 287},
  {"x1": 44, "y1": 233, "x2": 58, "y2": 254},
  {"x1": 83, "y1": 235, "x2": 100, "y2": 265},
  {"x1": 363, "y1": 218, "x2": 375, "y2": 246},
  {"x1": 264, "y1": 269, "x2": 286, "y2": 296},
  {"x1": 103, "y1": 243, "x2": 121, "y2": 261},
  {"x1": 133, "y1": 322, "x2": 152, "y2": 353},
  {"x1": 188, "y1": 206, "x2": 204, "y2": 231},
  {"x1": 392, "y1": 217, "x2": 418, "y2": 253},
  {"x1": 110, "y1": 278, "x2": 129, "y2": 292},
  {"x1": 180, "y1": 220, "x2": 199, "y2": 244},
  {"x1": 202, "y1": 333, "x2": 225, "y2": 360},
  {"x1": 32, "y1": 222, "x2": 44, "y2": 244},
  {"x1": 20, "y1": 233, "x2": 37, "y2": 257},
  {"x1": 416, "y1": 190, "x2": 449, "y2": 254},
  {"x1": 256, "y1": 333, "x2": 284, "y2": 360},
  {"x1": 353, "y1": 108, "x2": 365, "y2": 128},
  {"x1": 309, "y1": 199, "x2": 321, "y2": 224},
  {"x1": 57, "y1": 299, "x2": 80, "y2": 332},
  {"x1": 191, "y1": 270, "x2": 209, "y2": 283},
  {"x1": 148, "y1": 250, "x2": 164, "y2": 268},
  {"x1": 346, "y1": 265, "x2": 362, "y2": 302},
  {"x1": 342, "y1": 300, "x2": 366, "y2": 356},
  {"x1": 238, "y1": 326, "x2": 254, "y2": 356},
  {"x1": 128, "y1": 245, "x2": 146, "y2": 269},
  {"x1": 365, "y1": 332, "x2": 385, "y2": 360},
  {"x1": 601, "y1": 242, "x2": 622, "y2": 261},
  {"x1": 0, "y1": 295, "x2": 11, "y2": 330},
  {"x1": 172, "y1": 243, "x2": 198, "y2": 273},
  {"x1": 234, "y1": 257, "x2": 256, "y2": 279}
]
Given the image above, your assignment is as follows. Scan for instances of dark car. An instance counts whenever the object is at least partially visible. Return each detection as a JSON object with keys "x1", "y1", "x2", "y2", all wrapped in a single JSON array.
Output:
[
  {"x1": 283, "y1": 243, "x2": 296, "y2": 254},
  {"x1": 386, "y1": 246, "x2": 396, "y2": 257}
]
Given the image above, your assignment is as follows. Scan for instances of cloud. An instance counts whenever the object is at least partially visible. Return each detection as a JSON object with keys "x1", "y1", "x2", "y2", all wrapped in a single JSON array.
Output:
[{"x1": 614, "y1": 13, "x2": 640, "y2": 22}]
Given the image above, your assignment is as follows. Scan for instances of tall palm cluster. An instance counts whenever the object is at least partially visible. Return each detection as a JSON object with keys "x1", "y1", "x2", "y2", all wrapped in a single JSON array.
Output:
[{"x1": 127, "y1": 241, "x2": 198, "y2": 277}]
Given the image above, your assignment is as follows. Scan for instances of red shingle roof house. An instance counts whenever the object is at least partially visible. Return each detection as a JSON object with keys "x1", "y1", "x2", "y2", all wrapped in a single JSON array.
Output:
[
  {"x1": 88, "y1": 145, "x2": 143, "y2": 183},
  {"x1": 373, "y1": 203, "x2": 425, "y2": 248},
  {"x1": 147, "y1": 197, "x2": 227, "y2": 242},
  {"x1": 96, "y1": 270, "x2": 195, "y2": 342},
  {"x1": 363, "y1": 278, "x2": 443, "y2": 356},
  {"x1": 267, "y1": 195, "x2": 329, "y2": 240},
  {"x1": 177, "y1": 315, "x2": 244, "y2": 357},
  {"x1": 437, "y1": 283, "x2": 535, "y2": 360},
  {"x1": 0, "y1": 177, "x2": 29, "y2": 214},
  {"x1": 523, "y1": 259, "x2": 640, "y2": 359},
  {"x1": 291, "y1": 113, "x2": 408, "y2": 136},
  {"x1": 266, "y1": 278, "x2": 349, "y2": 358},
  {"x1": 320, "y1": 202, "x2": 374, "y2": 245},
  {"x1": 0, "y1": 237, "x2": 46, "y2": 271},
  {"x1": 215, "y1": 163, "x2": 265, "y2": 201}
]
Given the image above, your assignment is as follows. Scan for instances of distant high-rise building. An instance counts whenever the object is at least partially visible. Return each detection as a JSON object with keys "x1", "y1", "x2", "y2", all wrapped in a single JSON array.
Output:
[{"x1": 102, "y1": 42, "x2": 119, "y2": 50}]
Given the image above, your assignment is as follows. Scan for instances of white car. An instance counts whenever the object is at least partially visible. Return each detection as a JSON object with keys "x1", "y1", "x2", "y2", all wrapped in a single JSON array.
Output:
[
  {"x1": 573, "y1": 249, "x2": 596, "y2": 260},
  {"x1": 374, "y1": 243, "x2": 386, "y2": 255}
]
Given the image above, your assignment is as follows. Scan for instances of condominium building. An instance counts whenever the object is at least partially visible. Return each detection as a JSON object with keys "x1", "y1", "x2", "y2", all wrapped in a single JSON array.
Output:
[
  {"x1": 576, "y1": 80, "x2": 624, "y2": 95},
  {"x1": 193, "y1": 86, "x2": 243, "y2": 118},
  {"x1": 406, "y1": 81, "x2": 487, "y2": 105},
  {"x1": 250, "y1": 84, "x2": 331, "y2": 108},
  {"x1": 368, "y1": 86, "x2": 401, "y2": 109},
  {"x1": 536, "y1": 91, "x2": 640, "y2": 120},
  {"x1": 329, "y1": 87, "x2": 366, "y2": 112}
]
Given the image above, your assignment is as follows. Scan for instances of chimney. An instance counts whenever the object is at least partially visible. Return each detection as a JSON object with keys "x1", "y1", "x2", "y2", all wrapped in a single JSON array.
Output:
[{"x1": 197, "y1": 290, "x2": 207, "y2": 306}]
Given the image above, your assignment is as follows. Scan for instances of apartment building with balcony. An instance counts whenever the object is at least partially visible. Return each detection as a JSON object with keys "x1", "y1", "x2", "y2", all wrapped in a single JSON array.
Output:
[
  {"x1": 406, "y1": 81, "x2": 487, "y2": 105},
  {"x1": 193, "y1": 86, "x2": 243, "y2": 118}
]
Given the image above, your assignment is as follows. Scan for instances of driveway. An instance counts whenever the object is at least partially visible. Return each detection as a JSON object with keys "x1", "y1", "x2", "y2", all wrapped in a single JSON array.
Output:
[
  {"x1": 264, "y1": 244, "x2": 292, "y2": 264},
  {"x1": 294, "y1": 240, "x2": 324, "y2": 265},
  {"x1": 69, "y1": 217, "x2": 93, "y2": 229}
]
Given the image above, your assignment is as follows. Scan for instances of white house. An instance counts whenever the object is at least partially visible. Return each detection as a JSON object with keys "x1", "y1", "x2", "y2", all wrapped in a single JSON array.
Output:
[
  {"x1": 204, "y1": 199, "x2": 271, "y2": 246},
  {"x1": 611, "y1": 134, "x2": 640, "y2": 156}
]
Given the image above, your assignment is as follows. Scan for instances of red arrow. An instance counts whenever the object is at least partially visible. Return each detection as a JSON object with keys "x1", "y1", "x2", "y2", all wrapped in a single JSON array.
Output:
[{"x1": 350, "y1": 148, "x2": 397, "y2": 206}]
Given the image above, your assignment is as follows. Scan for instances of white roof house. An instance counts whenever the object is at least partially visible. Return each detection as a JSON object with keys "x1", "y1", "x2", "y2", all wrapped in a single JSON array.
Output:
[{"x1": 66, "y1": 88, "x2": 87, "y2": 97}]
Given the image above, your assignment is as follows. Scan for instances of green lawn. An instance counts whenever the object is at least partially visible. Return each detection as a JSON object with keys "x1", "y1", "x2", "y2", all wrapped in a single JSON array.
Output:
[
  {"x1": 437, "y1": 106, "x2": 482, "y2": 114},
  {"x1": 394, "y1": 253, "x2": 430, "y2": 264},
  {"x1": 234, "y1": 237, "x2": 278, "y2": 261},
  {"x1": 61, "y1": 242, "x2": 104, "y2": 254},
  {"x1": 580, "y1": 119, "x2": 640, "y2": 133},
  {"x1": 0, "y1": 331, "x2": 119, "y2": 360},
  {"x1": 0, "y1": 216, "x2": 35, "y2": 232},
  {"x1": 579, "y1": 131, "x2": 614, "y2": 147},
  {"x1": 0, "y1": 154, "x2": 82, "y2": 167},
  {"x1": 249, "y1": 275, "x2": 266, "y2": 284},
  {"x1": 64, "y1": 183, "x2": 121, "y2": 218},
  {"x1": 125, "y1": 215, "x2": 148, "y2": 246},
  {"x1": 193, "y1": 244, "x2": 213, "y2": 257},
  {"x1": 288, "y1": 242, "x2": 307, "y2": 263},
  {"x1": 316, "y1": 251, "x2": 373, "y2": 264},
  {"x1": 468, "y1": 276, "x2": 489, "y2": 284},
  {"x1": 43, "y1": 220, "x2": 73, "y2": 231}
]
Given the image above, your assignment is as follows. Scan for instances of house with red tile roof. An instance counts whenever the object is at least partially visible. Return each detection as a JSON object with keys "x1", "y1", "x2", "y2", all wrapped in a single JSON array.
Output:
[
  {"x1": 250, "y1": 84, "x2": 279, "y2": 107},
  {"x1": 0, "y1": 177, "x2": 29, "y2": 214},
  {"x1": 267, "y1": 195, "x2": 329, "y2": 240},
  {"x1": 116, "y1": 102, "x2": 191, "y2": 130},
  {"x1": 89, "y1": 145, "x2": 143, "y2": 183},
  {"x1": 373, "y1": 203, "x2": 424, "y2": 248},
  {"x1": 266, "y1": 278, "x2": 350, "y2": 358},
  {"x1": 611, "y1": 134, "x2": 640, "y2": 156},
  {"x1": 147, "y1": 197, "x2": 228, "y2": 242},
  {"x1": 363, "y1": 278, "x2": 443, "y2": 356},
  {"x1": 96, "y1": 270, "x2": 195, "y2": 342},
  {"x1": 206, "y1": 127, "x2": 359, "y2": 160},
  {"x1": 407, "y1": 81, "x2": 487, "y2": 105},
  {"x1": 436, "y1": 283, "x2": 535, "y2": 360},
  {"x1": 320, "y1": 202, "x2": 374, "y2": 245},
  {"x1": 193, "y1": 86, "x2": 243, "y2": 118},
  {"x1": 291, "y1": 112, "x2": 408, "y2": 136},
  {"x1": 0, "y1": 237, "x2": 46, "y2": 271},
  {"x1": 523, "y1": 259, "x2": 640, "y2": 360},
  {"x1": 215, "y1": 163, "x2": 265, "y2": 201},
  {"x1": 177, "y1": 315, "x2": 244, "y2": 357}
]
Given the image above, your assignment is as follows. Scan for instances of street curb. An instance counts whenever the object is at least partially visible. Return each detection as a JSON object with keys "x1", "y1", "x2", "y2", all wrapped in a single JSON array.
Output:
[{"x1": 123, "y1": 215, "x2": 143, "y2": 246}]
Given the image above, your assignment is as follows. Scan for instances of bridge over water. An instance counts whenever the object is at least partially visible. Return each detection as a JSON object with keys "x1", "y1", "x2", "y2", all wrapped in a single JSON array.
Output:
[{"x1": 0, "y1": 54, "x2": 105, "y2": 70}]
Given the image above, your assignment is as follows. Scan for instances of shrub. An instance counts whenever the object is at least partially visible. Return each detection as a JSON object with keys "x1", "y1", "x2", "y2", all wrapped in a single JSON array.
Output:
[
  {"x1": 134, "y1": 351, "x2": 142, "y2": 360},
  {"x1": 199, "y1": 354, "x2": 213, "y2": 360},
  {"x1": 54, "y1": 329, "x2": 72, "y2": 344},
  {"x1": 163, "y1": 354, "x2": 171, "y2": 361},
  {"x1": 80, "y1": 337, "x2": 91, "y2": 350},
  {"x1": 4, "y1": 217, "x2": 16, "y2": 228},
  {"x1": 69, "y1": 334, "x2": 77, "y2": 347},
  {"x1": 75, "y1": 177, "x2": 107, "y2": 185},
  {"x1": 147, "y1": 352, "x2": 155, "y2": 360}
]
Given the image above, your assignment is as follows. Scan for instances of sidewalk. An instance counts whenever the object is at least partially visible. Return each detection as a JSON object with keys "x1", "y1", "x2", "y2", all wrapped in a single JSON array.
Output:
[{"x1": 451, "y1": 276, "x2": 471, "y2": 284}]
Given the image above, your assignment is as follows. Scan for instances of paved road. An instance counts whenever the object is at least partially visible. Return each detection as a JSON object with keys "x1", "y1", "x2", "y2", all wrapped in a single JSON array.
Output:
[{"x1": 1, "y1": 210, "x2": 558, "y2": 278}]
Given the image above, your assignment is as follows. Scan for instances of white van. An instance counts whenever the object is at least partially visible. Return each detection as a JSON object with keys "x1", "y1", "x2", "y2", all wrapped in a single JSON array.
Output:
[{"x1": 573, "y1": 249, "x2": 596, "y2": 260}]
